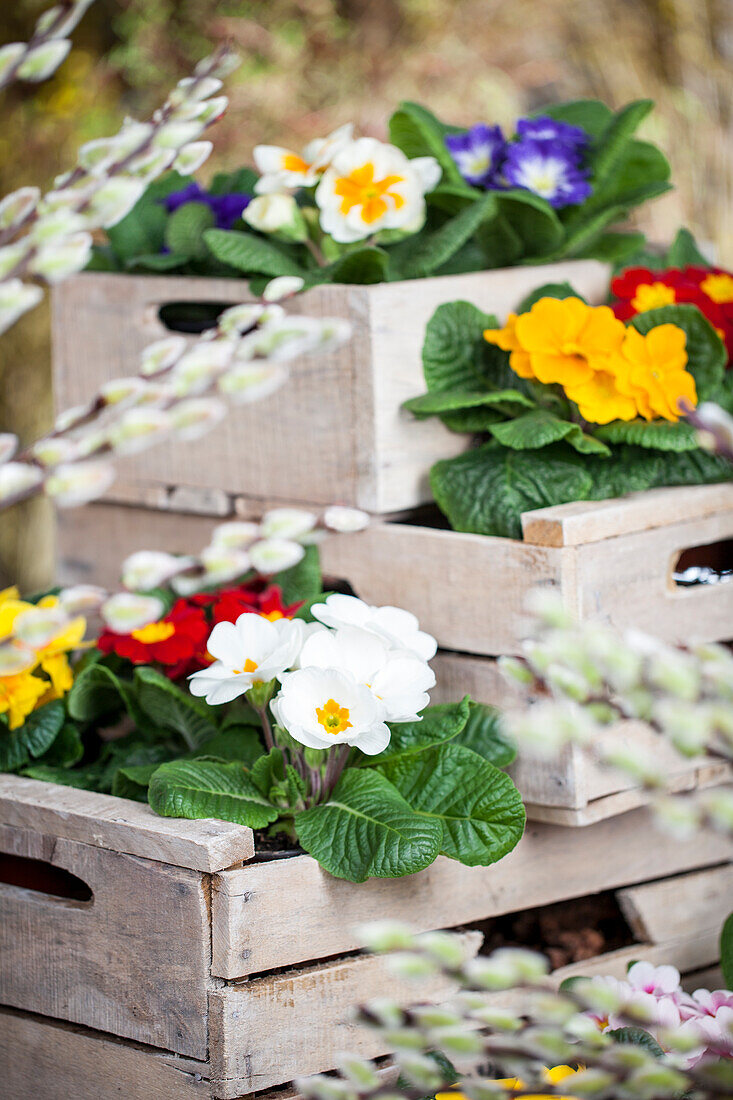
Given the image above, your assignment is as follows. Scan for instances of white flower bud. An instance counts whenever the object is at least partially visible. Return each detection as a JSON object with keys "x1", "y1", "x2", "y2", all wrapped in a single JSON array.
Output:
[
  {"x1": 17, "y1": 38, "x2": 71, "y2": 82},
  {"x1": 355, "y1": 921, "x2": 415, "y2": 953},
  {"x1": 31, "y1": 231, "x2": 93, "y2": 283},
  {"x1": 498, "y1": 655, "x2": 536, "y2": 686},
  {"x1": 0, "y1": 44, "x2": 25, "y2": 84},
  {"x1": 249, "y1": 537, "x2": 305, "y2": 575},
  {"x1": 262, "y1": 276, "x2": 305, "y2": 302},
  {"x1": 0, "y1": 461, "x2": 44, "y2": 502},
  {"x1": 647, "y1": 649, "x2": 700, "y2": 701},
  {"x1": 385, "y1": 952, "x2": 438, "y2": 980},
  {"x1": 199, "y1": 546, "x2": 251, "y2": 586},
  {"x1": 99, "y1": 376, "x2": 149, "y2": 408},
  {"x1": 0, "y1": 433, "x2": 18, "y2": 464},
  {"x1": 153, "y1": 120, "x2": 206, "y2": 149},
  {"x1": 260, "y1": 508, "x2": 316, "y2": 541},
  {"x1": 243, "y1": 316, "x2": 323, "y2": 361},
  {"x1": 313, "y1": 316, "x2": 352, "y2": 353},
  {"x1": 654, "y1": 699, "x2": 710, "y2": 756},
  {"x1": 31, "y1": 437, "x2": 78, "y2": 467},
  {"x1": 170, "y1": 397, "x2": 227, "y2": 440},
  {"x1": 121, "y1": 550, "x2": 189, "y2": 592},
  {"x1": 294, "y1": 1077, "x2": 356, "y2": 1100},
  {"x1": 218, "y1": 362, "x2": 288, "y2": 403},
  {"x1": 416, "y1": 930, "x2": 470, "y2": 969},
  {"x1": 13, "y1": 606, "x2": 73, "y2": 649},
  {"x1": 0, "y1": 279, "x2": 43, "y2": 334},
  {"x1": 218, "y1": 303, "x2": 266, "y2": 335},
  {"x1": 411, "y1": 1005, "x2": 462, "y2": 1029},
  {"x1": 78, "y1": 136, "x2": 125, "y2": 175},
  {"x1": 425, "y1": 1026, "x2": 483, "y2": 1056},
  {"x1": 173, "y1": 141, "x2": 213, "y2": 175},
  {"x1": 210, "y1": 521, "x2": 261, "y2": 550},
  {"x1": 322, "y1": 506, "x2": 369, "y2": 533},
  {"x1": 0, "y1": 642, "x2": 37, "y2": 676},
  {"x1": 393, "y1": 1052, "x2": 443, "y2": 1090},
  {"x1": 525, "y1": 588, "x2": 573, "y2": 628},
  {"x1": 174, "y1": 96, "x2": 228, "y2": 125},
  {"x1": 0, "y1": 243, "x2": 30, "y2": 279},
  {"x1": 601, "y1": 744, "x2": 666, "y2": 787},
  {"x1": 36, "y1": 0, "x2": 95, "y2": 37},
  {"x1": 701, "y1": 786, "x2": 733, "y2": 832},
  {"x1": 463, "y1": 955, "x2": 517, "y2": 991},
  {"x1": 169, "y1": 341, "x2": 234, "y2": 396},
  {"x1": 54, "y1": 404, "x2": 90, "y2": 432},
  {"x1": 170, "y1": 76, "x2": 223, "y2": 104},
  {"x1": 140, "y1": 335, "x2": 187, "y2": 376},
  {"x1": 244, "y1": 193, "x2": 308, "y2": 242},
  {"x1": 101, "y1": 592, "x2": 165, "y2": 634},
  {"x1": 126, "y1": 147, "x2": 177, "y2": 184},
  {"x1": 196, "y1": 48, "x2": 240, "y2": 80},
  {"x1": 58, "y1": 585, "x2": 107, "y2": 614},
  {"x1": 0, "y1": 187, "x2": 40, "y2": 231},
  {"x1": 170, "y1": 571, "x2": 205, "y2": 598},
  {"x1": 492, "y1": 946, "x2": 549, "y2": 981},
  {"x1": 44, "y1": 460, "x2": 116, "y2": 506},
  {"x1": 467, "y1": 1004, "x2": 524, "y2": 1030},
  {"x1": 109, "y1": 408, "x2": 172, "y2": 455},
  {"x1": 87, "y1": 178, "x2": 146, "y2": 228},
  {"x1": 334, "y1": 1054, "x2": 380, "y2": 1090},
  {"x1": 30, "y1": 209, "x2": 87, "y2": 245}
]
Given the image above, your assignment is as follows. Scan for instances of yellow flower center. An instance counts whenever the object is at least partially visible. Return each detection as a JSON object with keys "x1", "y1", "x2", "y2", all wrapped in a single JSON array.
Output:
[
  {"x1": 233, "y1": 658, "x2": 259, "y2": 675},
  {"x1": 281, "y1": 152, "x2": 310, "y2": 173},
  {"x1": 316, "y1": 697, "x2": 352, "y2": 735},
  {"x1": 630, "y1": 282, "x2": 676, "y2": 312},
  {"x1": 701, "y1": 272, "x2": 733, "y2": 304},
  {"x1": 334, "y1": 162, "x2": 405, "y2": 224},
  {"x1": 262, "y1": 610, "x2": 284, "y2": 622},
  {"x1": 130, "y1": 620, "x2": 176, "y2": 644}
]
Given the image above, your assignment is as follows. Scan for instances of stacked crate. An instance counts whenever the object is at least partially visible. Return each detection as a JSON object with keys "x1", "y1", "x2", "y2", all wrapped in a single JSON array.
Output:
[{"x1": 1, "y1": 775, "x2": 730, "y2": 1100}]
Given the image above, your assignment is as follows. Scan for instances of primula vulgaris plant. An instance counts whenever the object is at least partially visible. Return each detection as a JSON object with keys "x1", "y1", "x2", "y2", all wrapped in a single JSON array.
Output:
[
  {"x1": 404, "y1": 231, "x2": 733, "y2": 539},
  {"x1": 297, "y1": 925, "x2": 733, "y2": 1100},
  {"x1": 98, "y1": 98, "x2": 670, "y2": 287}
]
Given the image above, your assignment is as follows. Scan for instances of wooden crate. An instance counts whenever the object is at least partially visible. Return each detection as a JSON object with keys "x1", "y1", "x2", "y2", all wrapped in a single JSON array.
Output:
[
  {"x1": 1, "y1": 772, "x2": 728, "y2": 1100},
  {"x1": 51, "y1": 261, "x2": 610, "y2": 514}
]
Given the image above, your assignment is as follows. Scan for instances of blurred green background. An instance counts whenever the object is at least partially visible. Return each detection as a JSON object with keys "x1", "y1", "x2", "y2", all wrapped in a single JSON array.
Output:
[{"x1": 1, "y1": 0, "x2": 732, "y2": 589}]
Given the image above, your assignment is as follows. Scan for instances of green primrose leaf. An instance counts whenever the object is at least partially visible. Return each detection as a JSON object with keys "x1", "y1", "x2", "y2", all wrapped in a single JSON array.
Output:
[
  {"x1": 274, "y1": 544, "x2": 323, "y2": 605},
  {"x1": 133, "y1": 665, "x2": 219, "y2": 750},
  {"x1": 516, "y1": 282, "x2": 584, "y2": 313},
  {"x1": 455, "y1": 702, "x2": 516, "y2": 767},
  {"x1": 105, "y1": 172, "x2": 193, "y2": 262},
  {"x1": 112, "y1": 762, "x2": 161, "y2": 802},
  {"x1": 393, "y1": 194, "x2": 497, "y2": 280},
  {"x1": 721, "y1": 912, "x2": 733, "y2": 990},
  {"x1": 294, "y1": 767, "x2": 443, "y2": 881},
  {"x1": 403, "y1": 388, "x2": 535, "y2": 419},
  {"x1": 607, "y1": 1027, "x2": 665, "y2": 1058},
  {"x1": 28, "y1": 722, "x2": 83, "y2": 768},
  {"x1": 495, "y1": 190, "x2": 564, "y2": 257},
  {"x1": 203, "y1": 228, "x2": 308, "y2": 277},
  {"x1": 149, "y1": 759, "x2": 279, "y2": 829},
  {"x1": 488, "y1": 409, "x2": 611, "y2": 455},
  {"x1": 365, "y1": 698, "x2": 472, "y2": 768},
  {"x1": 378, "y1": 744, "x2": 526, "y2": 867},
  {"x1": 539, "y1": 99, "x2": 614, "y2": 139},
  {"x1": 164, "y1": 201, "x2": 215, "y2": 260},
  {"x1": 594, "y1": 419, "x2": 699, "y2": 451},
  {"x1": 666, "y1": 228, "x2": 710, "y2": 268},
  {"x1": 388, "y1": 101, "x2": 463, "y2": 185},
  {"x1": 422, "y1": 300, "x2": 497, "y2": 392},
  {"x1": 325, "y1": 246, "x2": 390, "y2": 284},
  {"x1": 0, "y1": 700, "x2": 66, "y2": 772}
]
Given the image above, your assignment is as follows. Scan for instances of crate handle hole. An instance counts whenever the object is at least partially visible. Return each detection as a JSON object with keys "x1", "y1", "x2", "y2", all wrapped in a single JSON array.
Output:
[
  {"x1": 673, "y1": 538, "x2": 733, "y2": 588},
  {"x1": 0, "y1": 852, "x2": 93, "y2": 905},
  {"x1": 157, "y1": 301, "x2": 232, "y2": 335}
]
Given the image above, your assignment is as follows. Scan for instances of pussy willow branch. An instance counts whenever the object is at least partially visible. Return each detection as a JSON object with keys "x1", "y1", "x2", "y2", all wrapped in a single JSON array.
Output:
[
  {"x1": 0, "y1": 1, "x2": 91, "y2": 93},
  {"x1": 681, "y1": 400, "x2": 733, "y2": 463}
]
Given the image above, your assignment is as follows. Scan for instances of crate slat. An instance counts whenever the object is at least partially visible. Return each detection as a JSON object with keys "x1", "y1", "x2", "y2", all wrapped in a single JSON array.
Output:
[{"x1": 617, "y1": 865, "x2": 733, "y2": 944}]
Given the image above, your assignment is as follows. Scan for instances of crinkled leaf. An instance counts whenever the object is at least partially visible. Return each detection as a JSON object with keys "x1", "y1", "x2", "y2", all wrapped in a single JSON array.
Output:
[
  {"x1": 666, "y1": 227, "x2": 710, "y2": 268},
  {"x1": 195, "y1": 726, "x2": 263, "y2": 766},
  {"x1": 0, "y1": 700, "x2": 66, "y2": 772},
  {"x1": 294, "y1": 767, "x2": 443, "y2": 881},
  {"x1": 595, "y1": 419, "x2": 699, "y2": 451},
  {"x1": 326, "y1": 246, "x2": 389, "y2": 285},
  {"x1": 629, "y1": 303, "x2": 726, "y2": 400},
  {"x1": 721, "y1": 912, "x2": 733, "y2": 990},
  {"x1": 455, "y1": 703, "x2": 516, "y2": 767},
  {"x1": 149, "y1": 759, "x2": 279, "y2": 828},
  {"x1": 404, "y1": 387, "x2": 535, "y2": 419},
  {"x1": 134, "y1": 665, "x2": 219, "y2": 749},
  {"x1": 366, "y1": 698, "x2": 472, "y2": 767},
  {"x1": 112, "y1": 763, "x2": 161, "y2": 802},
  {"x1": 164, "y1": 201, "x2": 215, "y2": 261},
  {"x1": 67, "y1": 660, "x2": 137, "y2": 725},
  {"x1": 126, "y1": 251, "x2": 189, "y2": 272},
  {"x1": 540, "y1": 99, "x2": 614, "y2": 139},
  {"x1": 209, "y1": 167, "x2": 258, "y2": 195},
  {"x1": 388, "y1": 101, "x2": 462, "y2": 185},
  {"x1": 203, "y1": 228, "x2": 307, "y2": 277},
  {"x1": 587, "y1": 100, "x2": 655, "y2": 190},
  {"x1": 29, "y1": 722, "x2": 83, "y2": 768},
  {"x1": 430, "y1": 443, "x2": 594, "y2": 538},
  {"x1": 574, "y1": 231, "x2": 646, "y2": 265},
  {"x1": 422, "y1": 301, "x2": 498, "y2": 392},
  {"x1": 379, "y1": 744, "x2": 525, "y2": 867},
  {"x1": 394, "y1": 194, "x2": 497, "y2": 280},
  {"x1": 496, "y1": 190, "x2": 564, "y2": 257},
  {"x1": 607, "y1": 1028, "x2": 665, "y2": 1058},
  {"x1": 489, "y1": 409, "x2": 611, "y2": 455},
  {"x1": 274, "y1": 544, "x2": 322, "y2": 605},
  {"x1": 517, "y1": 282, "x2": 583, "y2": 313},
  {"x1": 250, "y1": 747, "x2": 286, "y2": 797}
]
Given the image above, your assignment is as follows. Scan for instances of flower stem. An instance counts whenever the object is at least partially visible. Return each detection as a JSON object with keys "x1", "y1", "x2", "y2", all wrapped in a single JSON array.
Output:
[{"x1": 255, "y1": 704, "x2": 275, "y2": 752}]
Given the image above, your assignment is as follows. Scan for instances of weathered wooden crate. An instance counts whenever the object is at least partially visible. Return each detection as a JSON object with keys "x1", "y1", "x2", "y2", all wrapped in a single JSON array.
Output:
[
  {"x1": 51, "y1": 261, "x2": 610, "y2": 514},
  {"x1": 2, "y1": 772, "x2": 729, "y2": 1099}
]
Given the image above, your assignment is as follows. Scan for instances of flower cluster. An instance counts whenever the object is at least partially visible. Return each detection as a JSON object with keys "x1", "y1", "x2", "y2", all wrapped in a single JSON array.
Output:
[
  {"x1": 485, "y1": 296, "x2": 697, "y2": 424},
  {"x1": 253, "y1": 124, "x2": 441, "y2": 243},
  {"x1": 190, "y1": 594, "x2": 437, "y2": 756},
  {"x1": 0, "y1": 282, "x2": 351, "y2": 511},
  {"x1": 0, "y1": 586, "x2": 86, "y2": 729},
  {"x1": 612, "y1": 265, "x2": 733, "y2": 362},
  {"x1": 163, "y1": 181, "x2": 251, "y2": 231},
  {"x1": 0, "y1": 43, "x2": 239, "y2": 336},
  {"x1": 584, "y1": 961, "x2": 733, "y2": 1067},
  {"x1": 0, "y1": 1, "x2": 93, "y2": 93},
  {"x1": 297, "y1": 924, "x2": 732, "y2": 1100},
  {"x1": 500, "y1": 592, "x2": 733, "y2": 836},
  {"x1": 446, "y1": 115, "x2": 592, "y2": 208}
]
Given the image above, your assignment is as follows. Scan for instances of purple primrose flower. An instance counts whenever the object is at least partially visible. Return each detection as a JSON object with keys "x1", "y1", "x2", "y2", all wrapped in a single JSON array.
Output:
[
  {"x1": 502, "y1": 139, "x2": 592, "y2": 208},
  {"x1": 515, "y1": 115, "x2": 590, "y2": 149},
  {"x1": 163, "y1": 182, "x2": 251, "y2": 229},
  {"x1": 444, "y1": 124, "x2": 506, "y2": 188}
]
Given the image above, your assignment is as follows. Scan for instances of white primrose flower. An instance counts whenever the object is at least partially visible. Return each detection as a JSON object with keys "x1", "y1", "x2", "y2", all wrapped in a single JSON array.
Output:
[
  {"x1": 189, "y1": 615, "x2": 305, "y2": 705},
  {"x1": 315, "y1": 137, "x2": 441, "y2": 244},
  {"x1": 299, "y1": 625, "x2": 435, "y2": 723},
  {"x1": 121, "y1": 550, "x2": 189, "y2": 591},
  {"x1": 244, "y1": 193, "x2": 307, "y2": 241},
  {"x1": 254, "y1": 123, "x2": 354, "y2": 194},
  {"x1": 271, "y1": 666, "x2": 390, "y2": 754},
  {"x1": 311, "y1": 594, "x2": 437, "y2": 662}
]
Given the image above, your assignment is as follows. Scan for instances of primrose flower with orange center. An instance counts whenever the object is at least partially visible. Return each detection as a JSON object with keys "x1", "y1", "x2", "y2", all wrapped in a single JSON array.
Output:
[
  {"x1": 611, "y1": 324, "x2": 697, "y2": 422},
  {"x1": 315, "y1": 137, "x2": 441, "y2": 243},
  {"x1": 271, "y1": 666, "x2": 390, "y2": 754},
  {"x1": 188, "y1": 614, "x2": 305, "y2": 705},
  {"x1": 253, "y1": 124, "x2": 355, "y2": 194}
]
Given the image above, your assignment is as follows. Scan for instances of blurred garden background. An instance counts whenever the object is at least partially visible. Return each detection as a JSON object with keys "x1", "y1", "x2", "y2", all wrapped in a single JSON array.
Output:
[{"x1": 1, "y1": 0, "x2": 732, "y2": 589}]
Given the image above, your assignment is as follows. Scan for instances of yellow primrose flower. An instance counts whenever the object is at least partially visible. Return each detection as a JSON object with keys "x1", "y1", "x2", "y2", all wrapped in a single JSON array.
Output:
[
  {"x1": 564, "y1": 366, "x2": 639, "y2": 424},
  {"x1": 612, "y1": 324, "x2": 697, "y2": 422},
  {"x1": 484, "y1": 313, "x2": 533, "y2": 378},
  {"x1": 512, "y1": 298, "x2": 627, "y2": 387},
  {"x1": 436, "y1": 1065, "x2": 581, "y2": 1100},
  {"x1": 0, "y1": 590, "x2": 85, "y2": 708},
  {"x1": 0, "y1": 667, "x2": 49, "y2": 729}
]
